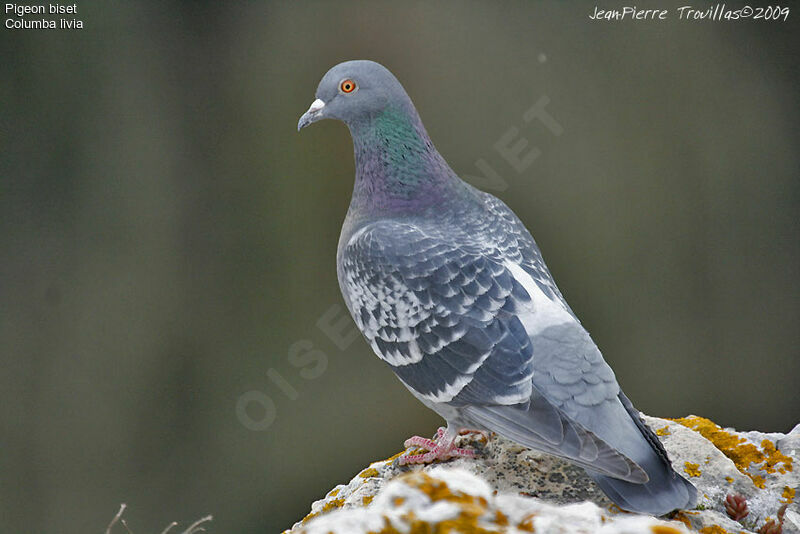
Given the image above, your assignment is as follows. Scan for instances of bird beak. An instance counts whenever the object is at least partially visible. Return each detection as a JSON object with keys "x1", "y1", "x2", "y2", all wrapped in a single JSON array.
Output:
[{"x1": 297, "y1": 98, "x2": 326, "y2": 131}]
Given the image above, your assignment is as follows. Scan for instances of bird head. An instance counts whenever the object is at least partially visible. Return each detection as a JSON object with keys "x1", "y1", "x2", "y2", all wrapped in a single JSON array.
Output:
[{"x1": 297, "y1": 60, "x2": 412, "y2": 131}]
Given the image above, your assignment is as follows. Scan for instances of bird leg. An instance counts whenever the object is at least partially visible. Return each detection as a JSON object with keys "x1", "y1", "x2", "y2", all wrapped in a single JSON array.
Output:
[{"x1": 399, "y1": 426, "x2": 477, "y2": 465}]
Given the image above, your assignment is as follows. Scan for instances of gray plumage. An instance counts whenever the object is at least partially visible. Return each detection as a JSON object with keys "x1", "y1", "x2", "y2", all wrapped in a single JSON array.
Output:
[{"x1": 298, "y1": 60, "x2": 696, "y2": 515}]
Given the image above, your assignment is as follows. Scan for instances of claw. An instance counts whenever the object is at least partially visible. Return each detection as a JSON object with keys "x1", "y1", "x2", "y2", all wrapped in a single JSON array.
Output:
[{"x1": 398, "y1": 426, "x2": 481, "y2": 465}]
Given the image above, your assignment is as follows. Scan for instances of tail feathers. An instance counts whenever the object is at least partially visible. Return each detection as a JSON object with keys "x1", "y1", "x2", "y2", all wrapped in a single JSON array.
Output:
[
  {"x1": 462, "y1": 389, "x2": 648, "y2": 483},
  {"x1": 588, "y1": 392, "x2": 697, "y2": 516},
  {"x1": 588, "y1": 454, "x2": 697, "y2": 516},
  {"x1": 464, "y1": 389, "x2": 697, "y2": 516}
]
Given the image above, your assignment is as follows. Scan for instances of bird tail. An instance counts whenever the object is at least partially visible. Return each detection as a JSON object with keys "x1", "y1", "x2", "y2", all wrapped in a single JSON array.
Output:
[{"x1": 586, "y1": 393, "x2": 697, "y2": 516}]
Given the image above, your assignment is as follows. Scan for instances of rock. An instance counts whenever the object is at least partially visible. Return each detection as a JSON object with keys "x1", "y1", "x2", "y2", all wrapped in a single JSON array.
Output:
[
  {"x1": 286, "y1": 416, "x2": 799, "y2": 534},
  {"x1": 777, "y1": 424, "x2": 800, "y2": 459},
  {"x1": 650, "y1": 416, "x2": 798, "y2": 533},
  {"x1": 289, "y1": 466, "x2": 691, "y2": 534}
]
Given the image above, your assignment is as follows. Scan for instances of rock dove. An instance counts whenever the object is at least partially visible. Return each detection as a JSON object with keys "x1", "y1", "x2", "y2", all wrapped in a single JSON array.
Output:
[{"x1": 298, "y1": 60, "x2": 697, "y2": 516}]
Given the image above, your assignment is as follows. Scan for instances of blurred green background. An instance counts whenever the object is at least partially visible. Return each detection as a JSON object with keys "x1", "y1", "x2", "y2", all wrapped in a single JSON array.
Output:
[{"x1": 1, "y1": 1, "x2": 798, "y2": 532}]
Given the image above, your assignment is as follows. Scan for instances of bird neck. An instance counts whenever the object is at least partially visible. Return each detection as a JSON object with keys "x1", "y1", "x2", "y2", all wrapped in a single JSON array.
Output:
[{"x1": 346, "y1": 105, "x2": 460, "y2": 220}]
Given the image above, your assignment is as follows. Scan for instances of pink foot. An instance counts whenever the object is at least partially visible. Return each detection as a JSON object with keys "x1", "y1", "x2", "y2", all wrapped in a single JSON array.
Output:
[{"x1": 399, "y1": 426, "x2": 478, "y2": 465}]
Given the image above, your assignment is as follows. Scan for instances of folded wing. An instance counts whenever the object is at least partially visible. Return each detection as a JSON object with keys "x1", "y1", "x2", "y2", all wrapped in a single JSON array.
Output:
[{"x1": 340, "y1": 219, "x2": 648, "y2": 482}]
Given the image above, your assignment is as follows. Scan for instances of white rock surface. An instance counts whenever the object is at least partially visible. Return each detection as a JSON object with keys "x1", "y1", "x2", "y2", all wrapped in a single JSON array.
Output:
[{"x1": 287, "y1": 416, "x2": 799, "y2": 533}]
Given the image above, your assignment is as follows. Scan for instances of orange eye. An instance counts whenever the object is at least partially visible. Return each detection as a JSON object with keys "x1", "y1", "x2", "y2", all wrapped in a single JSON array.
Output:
[{"x1": 340, "y1": 79, "x2": 357, "y2": 93}]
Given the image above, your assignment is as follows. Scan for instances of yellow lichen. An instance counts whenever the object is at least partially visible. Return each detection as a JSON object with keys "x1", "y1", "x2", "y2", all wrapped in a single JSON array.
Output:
[
  {"x1": 494, "y1": 509, "x2": 509, "y2": 526},
  {"x1": 725, "y1": 476, "x2": 734, "y2": 484},
  {"x1": 760, "y1": 439, "x2": 793, "y2": 474},
  {"x1": 650, "y1": 526, "x2": 684, "y2": 534},
  {"x1": 671, "y1": 512, "x2": 693, "y2": 530},
  {"x1": 299, "y1": 511, "x2": 317, "y2": 524},
  {"x1": 300, "y1": 499, "x2": 344, "y2": 523},
  {"x1": 298, "y1": 496, "x2": 347, "y2": 525},
  {"x1": 684, "y1": 462, "x2": 702, "y2": 477},
  {"x1": 672, "y1": 510, "x2": 694, "y2": 530},
  {"x1": 656, "y1": 426, "x2": 671, "y2": 436},
  {"x1": 382, "y1": 450, "x2": 408, "y2": 463},
  {"x1": 671, "y1": 416, "x2": 793, "y2": 487},
  {"x1": 367, "y1": 516, "x2": 398, "y2": 534},
  {"x1": 517, "y1": 514, "x2": 536, "y2": 532},
  {"x1": 327, "y1": 488, "x2": 340, "y2": 497},
  {"x1": 380, "y1": 471, "x2": 500, "y2": 534},
  {"x1": 699, "y1": 526, "x2": 734, "y2": 534},
  {"x1": 321, "y1": 498, "x2": 345, "y2": 512},
  {"x1": 782, "y1": 485, "x2": 796, "y2": 503},
  {"x1": 362, "y1": 495, "x2": 374, "y2": 506},
  {"x1": 298, "y1": 497, "x2": 345, "y2": 524},
  {"x1": 607, "y1": 503, "x2": 626, "y2": 514},
  {"x1": 359, "y1": 467, "x2": 380, "y2": 478}
]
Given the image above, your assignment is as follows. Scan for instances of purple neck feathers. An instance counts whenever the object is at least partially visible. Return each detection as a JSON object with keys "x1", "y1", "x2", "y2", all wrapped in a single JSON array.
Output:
[{"x1": 345, "y1": 104, "x2": 462, "y2": 220}]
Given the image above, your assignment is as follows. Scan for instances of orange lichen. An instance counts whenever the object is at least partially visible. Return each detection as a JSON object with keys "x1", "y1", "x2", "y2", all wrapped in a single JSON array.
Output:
[
  {"x1": 368, "y1": 517, "x2": 396, "y2": 534},
  {"x1": 359, "y1": 467, "x2": 380, "y2": 478},
  {"x1": 672, "y1": 511, "x2": 694, "y2": 530},
  {"x1": 684, "y1": 462, "x2": 702, "y2": 477},
  {"x1": 362, "y1": 495, "x2": 374, "y2": 506},
  {"x1": 404, "y1": 478, "x2": 488, "y2": 533},
  {"x1": 517, "y1": 514, "x2": 536, "y2": 532},
  {"x1": 299, "y1": 510, "x2": 318, "y2": 525},
  {"x1": 607, "y1": 503, "x2": 627, "y2": 514},
  {"x1": 760, "y1": 439, "x2": 792, "y2": 474},
  {"x1": 376, "y1": 471, "x2": 500, "y2": 534},
  {"x1": 671, "y1": 416, "x2": 793, "y2": 487},
  {"x1": 651, "y1": 526, "x2": 684, "y2": 534},
  {"x1": 382, "y1": 450, "x2": 408, "y2": 463},
  {"x1": 300, "y1": 494, "x2": 344, "y2": 523},
  {"x1": 656, "y1": 426, "x2": 671, "y2": 436},
  {"x1": 699, "y1": 526, "x2": 736, "y2": 534},
  {"x1": 782, "y1": 485, "x2": 795, "y2": 504},
  {"x1": 725, "y1": 477, "x2": 735, "y2": 484},
  {"x1": 494, "y1": 509, "x2": 509, "y2": 526},
  {"x1": 321, "y1": 498, "x2": 345, "y2": 513}
]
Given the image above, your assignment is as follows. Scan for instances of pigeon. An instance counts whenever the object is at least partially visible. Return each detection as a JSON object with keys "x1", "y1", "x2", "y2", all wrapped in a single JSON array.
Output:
[{"x1": 298, "y1": 60, "x2": 697, "y2": 516}]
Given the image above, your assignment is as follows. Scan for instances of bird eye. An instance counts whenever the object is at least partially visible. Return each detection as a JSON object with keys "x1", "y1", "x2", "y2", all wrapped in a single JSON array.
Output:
[{"x1": 339, "y1": 79, "x2": 357, "y2": 94}]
